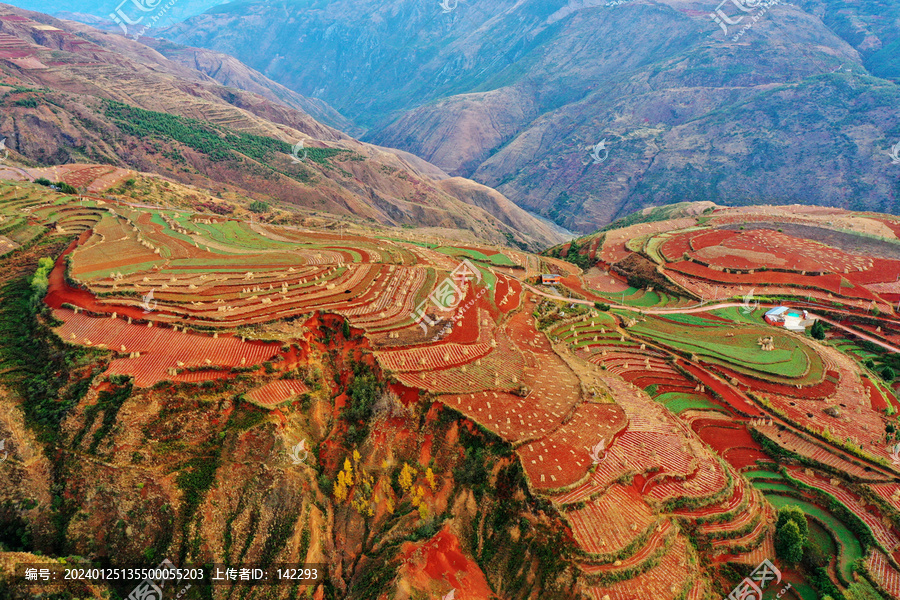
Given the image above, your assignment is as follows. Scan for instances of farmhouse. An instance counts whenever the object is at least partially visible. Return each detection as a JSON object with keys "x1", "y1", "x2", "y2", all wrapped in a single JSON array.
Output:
[
  {"x1": 764, "y1": 306, "x2": 813, "y2": 332},
  {"x1": 541, "y1": 273, "x2": 562, "y2": 285}
]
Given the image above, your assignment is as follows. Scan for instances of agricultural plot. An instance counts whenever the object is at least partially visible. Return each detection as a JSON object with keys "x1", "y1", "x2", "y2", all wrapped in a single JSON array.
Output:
[
  {"x1": 867, "y1": 550, "x2": 900, "y2": 599},
  {"x1": 564, "y1": 485, "x2": 659, "y2": 557},
  {"x1": 629, "y1": 316, "x2": 823, "y2": 385},
  {"x1": 54, "y1": 308, "x2": 281, "y2": 387},
  {"x1": 788, "y1": 468, "x2": 900, "y2": 552},
  {"x1": 753, "y1": 424, "x2": 892, "y2": 481},
  {"x1": 245, "y1": 379, "x2": 310, "y2": 409},
  {"x1": 764, "y1": 493, "x2": 863, "y2": 583},
  {"x1": 584, "y1": 530, "x2": 695, "y2": 600}
]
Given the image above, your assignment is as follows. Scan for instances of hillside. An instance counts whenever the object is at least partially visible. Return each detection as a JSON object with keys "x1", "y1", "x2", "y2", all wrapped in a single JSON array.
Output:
[
  {"x1": 2, "y1": 184, "x2": 900, "y2": 598},
  {"x1": 0, "y1": 4, "x2": 565, "y2": 251},
  {"x1": 163, "y1": 0, "x2": 900, "y2": 232}
]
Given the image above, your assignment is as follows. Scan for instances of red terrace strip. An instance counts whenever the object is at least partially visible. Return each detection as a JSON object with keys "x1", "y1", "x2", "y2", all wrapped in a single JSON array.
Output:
[
  {"x1": 586, "y1": 532, "x2": 693, "y2": 600},
  {"x1": 862, "y1": 377, "x2": 889, "y2": 412},
  {"x1": 868, "y1": 550, "x2": 900, "y2": 599},
  {"x1": 565, "y1": 484, "x2": 657, "y2": 555},
  {"x1": 579, "y1": 520, "x2": 674, "y2": 575},
  {"x1": 691, "y1": 419, "x2": 763, "y2": 456},
  {"x1": 245, "y1": 380, "x2": 310, "y2": 409},
  {"x1": 677, "y1": 360, "x2": 763, "y2": 417},
  {"x1": 53, "y1": 309, "x2": 281, "y2": 387},
  {"x1": 667, "y1": 261, "x2": 878, "y2": 300},
  {"x1": 709, "y1": 363, "x2": 837, "y2": 400}
]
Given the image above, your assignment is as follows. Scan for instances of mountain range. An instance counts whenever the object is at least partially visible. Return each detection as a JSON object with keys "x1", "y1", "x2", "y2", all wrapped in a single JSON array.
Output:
[
  {"x1": 157, "y1": 0, "x2": 900, "y2": 232},
  {"x1": 0, "y1": 4, "x2": 566, "y2": 250}
]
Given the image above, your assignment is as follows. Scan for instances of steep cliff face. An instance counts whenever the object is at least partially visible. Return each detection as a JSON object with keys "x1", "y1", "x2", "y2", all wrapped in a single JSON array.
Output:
[{"x1": 164, "y1": 0, "x2": 900, "y2": 232}]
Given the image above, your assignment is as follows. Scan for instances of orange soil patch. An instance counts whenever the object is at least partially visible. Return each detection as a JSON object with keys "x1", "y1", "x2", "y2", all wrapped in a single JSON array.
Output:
[{"x1": 393, "y1": 527, "x2": 496, "y2": 600}]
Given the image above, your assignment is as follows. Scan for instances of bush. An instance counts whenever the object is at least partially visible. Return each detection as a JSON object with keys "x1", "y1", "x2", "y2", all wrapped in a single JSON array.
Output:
[
  {"x1": 249, "y1": 200, "x2": 269, "y2": 213},
  {"x1": 34, "y1": 177, "x2": 52, "y2": 187},
  {"x1": 810, "y1": 320, "x2": 826, "y2": 340},
  {"x1": 54, "y1": 182, "x2": 77, "y2": 194},
  {"x1": 594, "y1": 302, "x2": 611, "y2": 311},
  {"x1": 775, "y1": 505, "x2": 807, "y2": 564}
]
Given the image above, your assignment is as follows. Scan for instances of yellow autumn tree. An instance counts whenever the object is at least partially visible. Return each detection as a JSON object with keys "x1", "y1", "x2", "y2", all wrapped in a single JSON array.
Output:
[
  {"x1": 399, "y1": 463, "x2": 417, "y2": 494},
  {"x1": 343, "y1": 458, "x2": 354, "y2": 486},
  {"x1": 425, "y1": 467, "x2": 436, "y2": 491}
]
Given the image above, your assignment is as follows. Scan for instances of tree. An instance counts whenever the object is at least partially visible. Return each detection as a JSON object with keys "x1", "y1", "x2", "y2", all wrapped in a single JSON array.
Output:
[
  {"x1": 342, "y1": 319, "x2": 351, "y2": 339},
  {"x1": 810, "y1": 320, "x2": 826, "y2": 340},
  {"x1": 882, "y1": 366, "x2": 896, "y2": 382},
  {"x1": 249, "y1": 200, "x2": 269, "y2": 213},
  {"x1": 594, "y1": 302, "x2": 611, "y2": 311},
  {"x1": 775, "y1": 506, "x2": 808, "y2": 564}
]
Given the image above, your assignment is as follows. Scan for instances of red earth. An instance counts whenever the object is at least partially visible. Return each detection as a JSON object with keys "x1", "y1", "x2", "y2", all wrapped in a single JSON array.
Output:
[{"x1": 391, "y1": 527, "x2": 497, "y2": 600}]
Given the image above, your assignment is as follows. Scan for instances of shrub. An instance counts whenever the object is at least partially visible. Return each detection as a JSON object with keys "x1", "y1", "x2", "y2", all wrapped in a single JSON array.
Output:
[
  {"x1": 810, "y1": 320, "x2": 826, "y2": 340},
  {"x1": 249, "y1": 200, "x2": 269, "y2": 213},
  {"x1": 775, "y1": 505, "x2": 807, "y2": 564}
]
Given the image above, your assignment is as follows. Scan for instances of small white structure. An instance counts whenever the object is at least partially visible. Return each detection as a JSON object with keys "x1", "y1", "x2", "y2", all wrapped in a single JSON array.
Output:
[{"x1": 764, "y1": 306, "x2": 812, "y2": 332}]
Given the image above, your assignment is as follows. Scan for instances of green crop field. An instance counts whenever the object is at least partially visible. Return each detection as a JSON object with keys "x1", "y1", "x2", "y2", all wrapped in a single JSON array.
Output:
[
  {"x1": 436, "y1": 246, "x2": 516, "y2": 267},
  {"x1": 741, "y1": 469, "x2": 785, "y2": 481},
  {"x1": 656, "y1": 392, "x2": 724, "y2": 414},
  {"x1": 764, "y1": 493, "x2": 863, "y2": 583},
  {"x1": 631, "y1": 316, "x2": 824, "y2": 384}
]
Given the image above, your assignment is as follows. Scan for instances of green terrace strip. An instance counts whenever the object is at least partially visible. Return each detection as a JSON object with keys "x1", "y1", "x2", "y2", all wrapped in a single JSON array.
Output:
[
  {"x1": 101, "y1": 99, "x2": 350, "y2": 165},
  {"x1": 763, "y1": 493, "x2": 864, "y2": 584}
]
